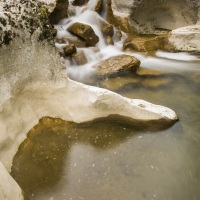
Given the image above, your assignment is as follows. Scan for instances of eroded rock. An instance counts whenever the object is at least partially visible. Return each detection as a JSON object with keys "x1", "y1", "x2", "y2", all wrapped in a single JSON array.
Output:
[
  {"x1": 72, "y1": 50, "x2": 88, "y2": 65},
  {"x1": 67, "y1": 22, "x2": 99, "y2": 46},
  {"x1": 97, "y1": 54, "x2": 141, "y2": 76},
  {"x1": 167, "y1": 25, "x2": 200, "y2": 52}
]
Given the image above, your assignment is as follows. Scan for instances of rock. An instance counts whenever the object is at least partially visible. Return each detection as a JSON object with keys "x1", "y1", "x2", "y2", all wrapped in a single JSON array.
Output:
[
  {"x1": 56, "y1": 35, "x2": 87, "y2": 47},
  {"x1": 49, "y1": 0, "x2": 69, "y2": 24},
  {"x1": 105, "y1": 36, "x2": 114, "y2": 45},
  {"x1": 67, "y1": 22, "x2": 99, "y2": 46},
  {"x1": 109, "y1": 0, "x2": 199, "y2": 35},
  {"x1": 97, "y1": 54, "x2": 140, "y2": 76},
  {"x1": 167, "y1": 25, "x2": 200, "y2": 52},
  {"x1": 72, "y1": 0, "x2": 89, "y2": 6},
  {"x1": 114, "y1": 29, "x2": 122, "y2": 41},
  {"x1": 95, "y1": 0, "x2": 103, "y2": 14},
  {"x1": 63, "y1": 44, "x2": 77, "y2": 56},
  {"x1": 123, "y1": 34, "x2": 168, "y2": 52},
  {"x1": 72, "y1": 50, "x2": 88, "y2": 65}
]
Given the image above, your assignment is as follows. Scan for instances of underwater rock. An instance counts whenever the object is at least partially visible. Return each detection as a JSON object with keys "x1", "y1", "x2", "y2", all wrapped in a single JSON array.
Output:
[
  {"x1": 97, "y1": 54, "x2": 140, "y2": 76},
  {"x1": 67, "y1": 22, "x2": 99, "y2": 46}
]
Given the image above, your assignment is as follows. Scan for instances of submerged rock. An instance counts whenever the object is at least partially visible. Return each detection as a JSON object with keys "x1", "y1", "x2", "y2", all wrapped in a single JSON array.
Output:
[
  {"x1": 97, "y1": 54, "x2": 140, "y2": 76},
  {"x1": 167, "y1": 25, "x2": 200, "y2": 52},
  {"x1": 67, "y1": 22, "x2": 99, "y2": 46}
]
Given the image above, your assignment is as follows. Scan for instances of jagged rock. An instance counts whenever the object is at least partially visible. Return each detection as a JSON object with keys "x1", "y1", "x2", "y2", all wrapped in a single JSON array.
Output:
[
  {"x1": 167, "y1": 25, "x2": 200, "y2": 52},
  {"x1": 109, "y1": 0, "x2": 199, "y2": 35},
  {"x1": 72, "y1": 50, "x2": 88, "y2": 65},
  {"x1": 49, "y1": 0, "x2": 69, "y2": 24},
  {"x1": 67, "y1": 22, "x2": 99, "y2": 46},
  {"x1": 63, "y1": 44, "x2": 77, "y2": 56},
  {"x1": 97, "y1": 54, "x2": 140, "y2": 76}
]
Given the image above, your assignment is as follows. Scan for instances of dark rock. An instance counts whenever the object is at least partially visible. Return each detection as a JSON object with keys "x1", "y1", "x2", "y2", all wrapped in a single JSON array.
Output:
[
  {"x1": 95, "y1": 0, "x2": 103, "y2": 14},
  {"x1": 67, "y1": 22, "x2": 99, "y2": 46},
  {"x1": 72, "y1": 0, "x2": 89, "y2": 6},
  {"x1": 49, "y1": 0, "x2": 69, "y2": 24},
  {"x1": 97, "y1": 54, "x2": 140, "y2": 76},
  {"x1": 63, "y1": 44, "x2": 77, "y2": 56},
  {"x1": 72, "y1": 50, "x2": 88, "y2": 65}
]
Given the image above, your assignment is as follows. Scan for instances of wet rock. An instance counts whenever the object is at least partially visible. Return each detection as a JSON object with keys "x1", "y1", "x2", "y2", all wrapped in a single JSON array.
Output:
[
  {"x1": 72, "y1": 0, "x2": 89, "y2": 6},
  {"x1": 67, "y1": 22, "x2": 99, "y2": 46},
  {"x1": 56, "y1": 35, "x2": 87, "y2": 47},
  {"x1": 49, "y1": 0, "x2": 69, "y2": 24},
  {"x1": 72, "y1": 50, "x2": 88, "y2": 65},
  {"x1": 95, "y1": 0, "x2": 103, "y2": 14},
  {"x1": 97, "y1": 54, "x2": 140, "y2": 76},
  {"x1": 63, "y1": 44, "x2": 77, "y2": 56},
  {"x1": 167, "y1": 25, "x2": 200, "y2": 52},
  {"x1": 114, "y1": 29, "x2": 122, "y2": 41},
  {"x1": 123, "y1": 35, "x2": 168, "y2": 52},
  {"x1": 105, "y1": 36, "x2": 114, "y2": 45},
  {"x1": 136, "y1": 69, "x2": 167, "y2": 76}
]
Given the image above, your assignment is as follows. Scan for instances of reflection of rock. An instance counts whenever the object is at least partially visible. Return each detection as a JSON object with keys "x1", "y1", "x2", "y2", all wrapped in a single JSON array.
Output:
[
  {"x1": 67, "y1": 22, "x2": 99, "y2": 46},
  {"x1": 72, "y1": 50, "x2": 88, "y2": 65},
  {"x1": 167, "y1": 25, "x2": 200, "y2": 52},
  {"x1": 109, "y1": 0, "x2": 199, "y2": 35},
  {"x1": 97, "y1": 55, "x2": 140, "y2": 76}
]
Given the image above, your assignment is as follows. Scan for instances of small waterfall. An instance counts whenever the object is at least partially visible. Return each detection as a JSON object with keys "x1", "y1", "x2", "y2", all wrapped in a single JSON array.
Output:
[{"x1": 54, "y1": 0, "x2": 200, "y2": 81}]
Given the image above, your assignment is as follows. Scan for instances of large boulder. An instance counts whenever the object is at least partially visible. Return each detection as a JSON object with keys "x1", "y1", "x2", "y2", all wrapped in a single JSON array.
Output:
[
  {"x1": 67, "y1": 22, "x2": 99, "y2": 46},
  {"x1": 97, "y1": 54, "x2": 140, "y2": 76},
  {"x1": 109, "y1": 0, "x2": 199, "y2": 35},
  {"x1": 167, "y1": 25, "x2": 200, "y2": 52}
]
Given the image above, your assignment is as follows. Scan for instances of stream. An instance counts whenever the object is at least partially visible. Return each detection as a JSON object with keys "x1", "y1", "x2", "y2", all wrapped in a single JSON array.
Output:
[{"x1": 11, "y1": 1, "x2": 200, "y2": 200}]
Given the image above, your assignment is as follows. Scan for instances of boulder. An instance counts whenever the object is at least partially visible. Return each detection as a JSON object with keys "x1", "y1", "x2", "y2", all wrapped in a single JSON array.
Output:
[
  {"x1": 97, "y1": 54, "x2": 140, "y2": 76},
  {"x1": 167, "y1": 25, "x2": 200, "y2": 52},
  {"x1": 109, "y1": 0, "x2": 199, "y2": 35},
  {"x1": 67, "y1": 22, "x2": 99, "y2": 46}
]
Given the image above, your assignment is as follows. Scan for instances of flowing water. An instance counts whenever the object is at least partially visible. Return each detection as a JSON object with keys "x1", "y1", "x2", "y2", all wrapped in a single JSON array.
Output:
[{"x1": 11, "y1": 1, "x2": 200, "y2": 200}]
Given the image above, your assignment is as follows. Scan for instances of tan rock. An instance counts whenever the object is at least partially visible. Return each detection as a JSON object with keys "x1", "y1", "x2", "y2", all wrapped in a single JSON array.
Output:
[
  {"x1": 63, "y1": 44, "x2": 77, "y2": 56},
  {"x1": 97, "y1": 54, "x2": 140, "y2": 76}
]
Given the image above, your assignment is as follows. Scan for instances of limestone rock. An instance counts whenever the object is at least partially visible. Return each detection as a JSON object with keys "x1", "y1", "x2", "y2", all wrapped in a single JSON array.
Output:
[
  {"x1": 110, "y1": 0, "x2": 199, "y2": 35},
  {"x1": 63, "y1": 44, "x2": 77, "y2": 56},
  {"x1": 72, "y1": 50, "x2": 88, "y2": 65},
  {"x1": 167, "y1": 25, "x2": 200, "y2": 52},
  {"x1": 67, "y1": 22, "x2": 99, "y2": 46},
  {"x1": 97, "y1": 54, "x2": 140, "y2": 76}
]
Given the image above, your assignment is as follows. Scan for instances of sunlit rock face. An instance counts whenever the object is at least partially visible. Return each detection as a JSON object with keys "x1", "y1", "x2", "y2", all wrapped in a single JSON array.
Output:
[
  {"x1": 168, "y1": 25, "x2": 200, "y2": 52},
  {"x1": 110, "y1": 0, "x2": 199, "y2": 34}
]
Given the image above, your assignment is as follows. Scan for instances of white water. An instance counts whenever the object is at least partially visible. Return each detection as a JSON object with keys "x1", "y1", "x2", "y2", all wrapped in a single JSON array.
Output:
[{"x1": 54, "y1": 0, "x2": 200, "y2": 81}]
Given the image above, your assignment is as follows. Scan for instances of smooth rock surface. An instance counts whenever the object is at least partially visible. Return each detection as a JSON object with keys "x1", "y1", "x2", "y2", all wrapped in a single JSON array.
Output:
[
  {"x1": 168, "y1": 25, "x2": 200, "y2": 52},
  {"x1": 67, "y1": 22, "x2": 99, "y2": 46},
  {"x1": 110, "y1": 0, "x2": 199, "y2": 34},
  {"x1": 97, "y1": 54, "x2": 140, "y2": 76}
]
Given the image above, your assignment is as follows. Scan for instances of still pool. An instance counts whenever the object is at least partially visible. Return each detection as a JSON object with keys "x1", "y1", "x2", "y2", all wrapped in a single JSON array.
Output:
[{"x1": 11, "y1": 54, "x2": 200, "y2": 200}]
